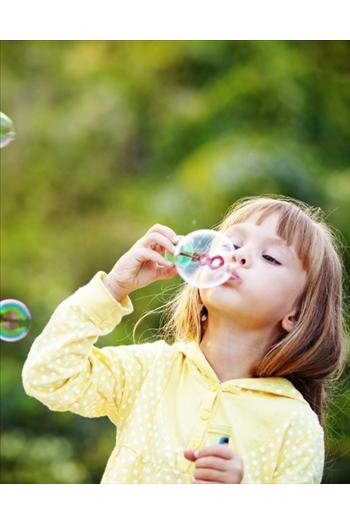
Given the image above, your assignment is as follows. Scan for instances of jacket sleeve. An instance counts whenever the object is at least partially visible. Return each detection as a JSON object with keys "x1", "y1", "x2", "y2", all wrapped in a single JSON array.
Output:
[
  {"x1": 272, "y1": 408, "x2": 325, "y2": 483},
  {"x1": 22, "y1": 271, "x2": 163, "y2": 424}
]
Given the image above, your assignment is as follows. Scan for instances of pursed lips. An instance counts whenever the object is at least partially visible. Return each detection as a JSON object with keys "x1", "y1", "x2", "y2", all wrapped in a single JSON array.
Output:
[{"x1": 227, "y1": 269, "x2": 242, "y2": 284}]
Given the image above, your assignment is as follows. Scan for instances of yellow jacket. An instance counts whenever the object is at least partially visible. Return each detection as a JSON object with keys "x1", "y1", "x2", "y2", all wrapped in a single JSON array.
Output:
[{"x1": 22, "y1": 272, "x2": 324, "y2": 484}]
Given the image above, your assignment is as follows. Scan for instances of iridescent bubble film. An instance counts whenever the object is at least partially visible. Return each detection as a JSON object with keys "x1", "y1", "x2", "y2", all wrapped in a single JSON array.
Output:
[
  {"x1": 173, "y1": 229, "x2": 234, "y2": 288},
  {"x1": 0, "y1": 299, "x2": 31, "y2": 342},
  {"x1": 0, "y1": 112, "x2": 16, "y2": 149}
]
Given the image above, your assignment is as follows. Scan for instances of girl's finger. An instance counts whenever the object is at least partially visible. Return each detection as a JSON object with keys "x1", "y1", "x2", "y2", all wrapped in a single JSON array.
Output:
[
  {"x1": 193, "y1": 479, "x2": 218, "y2": 484},
  {"x1": 193, "y1": 467, "x2": 225, "y2": 483},
  {"x1": 136, "y1": 247, "x2": 174, "y2": 267},
  {"x1": 183, "y1": 450, "x2": 197, "y2": 462},
  {"x1": 194, "y1": 455, "x2": 228, "y2": 472},
  {"x1": 194, "y1": 444, "x2": 234, "y2": 460},
  {"x1": 146, "y1": 223, "x2": 178, "y2": 242},
  {"x1": 156, "y1": 265, "x2": 178, "y2": 281},
  {"x1": 139, "y1": 231, "x2": 178, "y2": 255}
]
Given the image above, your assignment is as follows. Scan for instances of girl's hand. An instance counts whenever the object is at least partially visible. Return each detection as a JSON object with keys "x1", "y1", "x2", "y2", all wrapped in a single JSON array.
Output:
[
  {"x1": 184, "y1": 445, "x2": 244, "y2": 484},
  {"x1": 103, "y1": 224, "x2": 178, "y2": 301}
]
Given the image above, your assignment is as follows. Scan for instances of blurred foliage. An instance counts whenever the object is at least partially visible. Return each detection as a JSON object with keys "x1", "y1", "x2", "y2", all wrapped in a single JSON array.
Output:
[{"x1": 1, "y1": 40, "x2": 349, "y2": 484}]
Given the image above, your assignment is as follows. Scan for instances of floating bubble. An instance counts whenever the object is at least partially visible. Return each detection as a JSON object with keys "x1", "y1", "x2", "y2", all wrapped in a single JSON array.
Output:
[
  {"x1": 0, "y1": 299, "x2": 31, "y2": 342},
  {"x1": 0, "y1": 112, "x2": 16, "y2": 149},
  {"x1": 172, "y1": 229, "x2": 234, "y2": 288}
]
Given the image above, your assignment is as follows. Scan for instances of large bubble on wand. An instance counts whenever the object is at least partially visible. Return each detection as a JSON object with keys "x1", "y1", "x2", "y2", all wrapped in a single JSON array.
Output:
[{"x1": 172, "y1": 229, "x2": 234, "y2": 288}]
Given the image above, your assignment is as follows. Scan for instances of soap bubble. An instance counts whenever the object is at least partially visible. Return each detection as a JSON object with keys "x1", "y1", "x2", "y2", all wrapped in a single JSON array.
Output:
[
  {"x1": 0, "y1": 112, "x2": 16, "y2": 149},
  {"x1": 172, "y1": 229, "x2": 234, "y2": 288},
  {"x1": 0, "y1": 299, "x2": 31, "y2": 342}
]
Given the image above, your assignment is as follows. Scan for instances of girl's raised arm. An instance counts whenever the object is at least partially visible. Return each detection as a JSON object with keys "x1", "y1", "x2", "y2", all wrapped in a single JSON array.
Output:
[{"x1": 22, "y1": 225, "x2": 178, "y2": 421}]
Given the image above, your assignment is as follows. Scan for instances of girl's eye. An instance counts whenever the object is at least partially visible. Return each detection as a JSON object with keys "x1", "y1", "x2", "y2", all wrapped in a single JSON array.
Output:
[
  {"x1": 232, "y1": 244, "x2": 241, "y2": 250},
  {"x1": 263, "y1": 254, "x2": 281, "y2": 265}
]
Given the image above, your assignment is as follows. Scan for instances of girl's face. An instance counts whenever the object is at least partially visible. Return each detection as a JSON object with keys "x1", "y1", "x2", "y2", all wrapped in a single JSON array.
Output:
[{"x1": 200, "y1": 212, "x2": 307, "y2": 333}]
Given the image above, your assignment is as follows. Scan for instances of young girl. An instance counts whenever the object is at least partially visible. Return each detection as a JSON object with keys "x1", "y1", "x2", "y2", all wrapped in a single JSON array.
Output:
[{"x1": 22, "y1": 196, "x2": 345, "y2": 483}]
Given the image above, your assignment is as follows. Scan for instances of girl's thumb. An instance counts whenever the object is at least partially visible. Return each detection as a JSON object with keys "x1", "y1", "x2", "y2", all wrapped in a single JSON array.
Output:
[{"x1": 183, "y1": 449, "x2": 199, "y2": 462}]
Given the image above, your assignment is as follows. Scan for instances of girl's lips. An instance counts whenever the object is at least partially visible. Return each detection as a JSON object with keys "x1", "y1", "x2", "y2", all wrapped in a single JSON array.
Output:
[{"x1": 228, "y1": 270, "x2": 241, "y2": 284}]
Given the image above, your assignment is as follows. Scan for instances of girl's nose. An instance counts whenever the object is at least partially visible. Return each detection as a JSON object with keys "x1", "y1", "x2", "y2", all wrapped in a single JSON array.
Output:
[{"x1": 232, "y1": 248, "x2": 248, "y2": 266}]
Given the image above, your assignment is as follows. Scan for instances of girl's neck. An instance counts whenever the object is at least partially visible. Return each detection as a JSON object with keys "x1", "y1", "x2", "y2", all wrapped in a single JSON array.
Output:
[{"x1": 199, "y1": 320, "x2": 276, "y2": 382}]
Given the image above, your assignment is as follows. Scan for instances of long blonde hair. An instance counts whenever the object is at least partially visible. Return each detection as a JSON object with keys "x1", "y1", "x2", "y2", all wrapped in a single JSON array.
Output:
[{"x1": 163, "y1": 196, "x2": 346, "y2": 421}]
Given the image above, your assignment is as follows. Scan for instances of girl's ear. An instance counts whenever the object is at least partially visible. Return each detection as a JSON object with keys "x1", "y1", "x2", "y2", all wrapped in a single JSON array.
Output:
[{"x1": 281, "y1": 311, "x2": 298, "y2": 332}]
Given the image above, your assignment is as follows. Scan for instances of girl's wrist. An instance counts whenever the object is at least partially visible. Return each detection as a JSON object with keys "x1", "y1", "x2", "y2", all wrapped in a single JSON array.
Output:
[{"x1": 102, "y1": 275, "x2": 131, "y2": 303}]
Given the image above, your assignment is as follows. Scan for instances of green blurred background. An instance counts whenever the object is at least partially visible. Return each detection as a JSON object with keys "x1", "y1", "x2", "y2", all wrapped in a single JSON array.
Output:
[{"x1": 1, "y1": 41, "x2": 349, "y2": 483}]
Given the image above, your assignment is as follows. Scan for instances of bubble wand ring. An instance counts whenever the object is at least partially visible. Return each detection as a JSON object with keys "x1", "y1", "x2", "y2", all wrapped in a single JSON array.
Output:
[{"x1": 178, "y1": 251, "x2": 225, "y2": 270}]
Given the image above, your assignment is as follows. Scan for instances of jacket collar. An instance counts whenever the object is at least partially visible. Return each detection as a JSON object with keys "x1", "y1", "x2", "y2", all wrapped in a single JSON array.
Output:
[{"x1": 173, "y1": 340, "x2": 305, "y2": 402}]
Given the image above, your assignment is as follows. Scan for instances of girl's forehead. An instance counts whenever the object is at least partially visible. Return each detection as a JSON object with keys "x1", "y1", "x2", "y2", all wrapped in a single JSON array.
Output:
[
  {"x1": 223, "y1": 212, "x2": 281, "y2": 234},
  {"x1": 223, "y1": 217, "x2": 293, "y2": 252}
]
